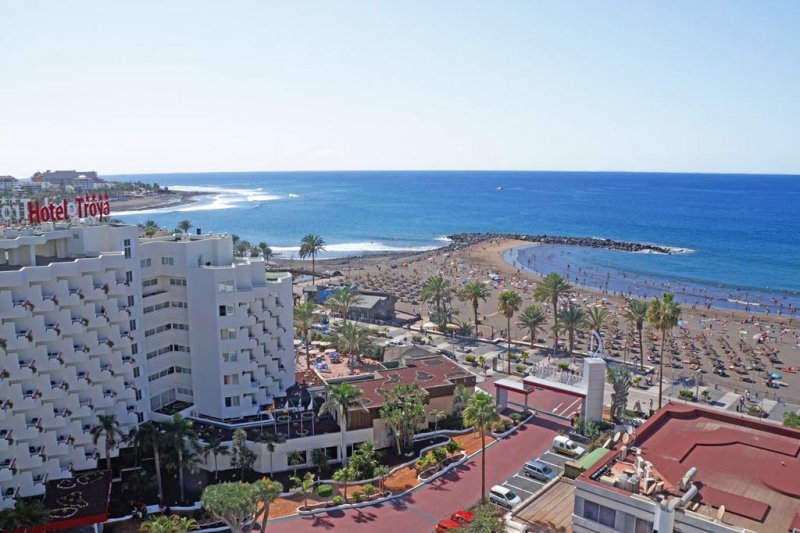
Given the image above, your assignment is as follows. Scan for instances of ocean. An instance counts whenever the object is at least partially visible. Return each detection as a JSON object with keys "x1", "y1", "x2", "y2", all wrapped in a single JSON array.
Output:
[{"x1": 109, "y1": 171, "x2": 800, "y2": 312}]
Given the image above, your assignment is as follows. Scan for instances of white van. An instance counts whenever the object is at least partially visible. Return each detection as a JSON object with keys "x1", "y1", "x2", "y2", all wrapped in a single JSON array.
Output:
[{"x1": 552, "y1": 435, "x2": 586, "y2": 458}]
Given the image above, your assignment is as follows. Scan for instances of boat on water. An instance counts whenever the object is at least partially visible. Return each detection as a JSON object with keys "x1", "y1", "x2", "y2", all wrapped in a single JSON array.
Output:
[{"x1": 496, "y1": 186, "x2": 503, "y2": 191}]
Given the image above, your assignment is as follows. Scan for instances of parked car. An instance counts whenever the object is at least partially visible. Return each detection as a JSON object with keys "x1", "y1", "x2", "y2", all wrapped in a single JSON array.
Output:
[
  {"x1": 552, "y1": 435, "x2": 586, "y2": 458},
  {"x1": 434, "y1": 518, "x2": 461, "y2": 532},
  {"x1": 489, "y1": 485, "x2": 521, "y2": 509},
  {"x1": 450, "y1": 510, "x2": 474, "y2": 525},
  {"x1": 523, "y1": 460, "x2": 557, "y2": 482},
  {"x1": 388, "y1": 340, "x2": 406, "y2": 347}
]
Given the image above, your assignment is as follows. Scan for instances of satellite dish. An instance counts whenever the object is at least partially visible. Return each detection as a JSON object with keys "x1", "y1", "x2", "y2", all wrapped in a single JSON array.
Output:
[{"x1": 622, "y1": 433, "x2": 630, "y2": 444}]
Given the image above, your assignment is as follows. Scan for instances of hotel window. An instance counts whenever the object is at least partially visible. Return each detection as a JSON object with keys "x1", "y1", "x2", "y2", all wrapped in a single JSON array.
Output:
[
  {"x1": 126, "y1": 271, "x2": 133, "y2": 284},
  {"x1": 220, "y1": 328, "x2": 237, "y2": 340},
  {"x1": 219, "y1": 304, "x2": 235, "y2": 317},
  {"x1": 127, "y1": 295, "x2": 135, "y2": 307},
  {"x1": 140, "y1": 258, "x2": 152, "y2": 268},
  {"x1": 133, "y1": 367, "x2": 140, "y2": 378},
  {"x1": 222, "y1": 352, "x2": 238, "y2": 362},
  {"x1": 162, "y1": 256, "x2": 174, "y2": 266},
  {"x1": 129, "y1": 319, "x2": 137, "y2": 331},
  {"x1": 225, "y1": 396, "x2": 240, "y2": 407},
  {"x1": 142, "y1": 278, "x2": 158, "y2": 288},
  {"x1": 635, "y1": 518, "x2": 654, "y2": 533},
  {"x1": 124, "y1": 239, "x2": 132, "y2": 259},
  {"x1": 583, "y1": 501, "x2": 616, "y2": 528},
  {"x1": 131, "y1": 343, "x2": 138, "y2": 355},
  {"x1": 223, "y1": 374, "x2": 239, "y2": 385},
  {"x1": 218, "y1": 280, "x2": 235, "y2": 293},
  {"x1": 172, "y1": 323, "x2": 189, "y2": 331},
  {"x1": 169, "y1": 278, "x2": 186, "y2": 287},
  {"x1": 171, "y1": 301, "x2": 187, "y2": 309}
]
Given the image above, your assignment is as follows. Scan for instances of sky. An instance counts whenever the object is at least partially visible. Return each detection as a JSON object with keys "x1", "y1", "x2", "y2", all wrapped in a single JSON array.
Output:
[{"x1": 1, "y1": 1, "x2": 799, "y2": 177}]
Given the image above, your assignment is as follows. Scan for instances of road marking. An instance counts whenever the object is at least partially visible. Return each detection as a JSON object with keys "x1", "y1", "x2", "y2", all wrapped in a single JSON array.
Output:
[
  {"x1": 503, "y1": 482, "x2": 533, "y2": 496},
  {"x1": 552, "y1": 402, "x2": 563, "y2": 412},
  {"x1": 559, "y1": 398, "x2": 582, "y2": 416},
  {"x1": 537, "y1": 458, "x2": 562, "y2": 471}
]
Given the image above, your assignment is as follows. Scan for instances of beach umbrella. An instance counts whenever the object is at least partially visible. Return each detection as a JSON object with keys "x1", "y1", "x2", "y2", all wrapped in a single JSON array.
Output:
[{"x1": 770, "y1": 373, "x2": 782, "y2": 380}]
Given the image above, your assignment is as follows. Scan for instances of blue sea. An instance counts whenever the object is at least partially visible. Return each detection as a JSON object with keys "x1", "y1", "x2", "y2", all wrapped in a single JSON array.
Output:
[{"x1": 109, "y1": 171, "x2": 800, "y2": 313}]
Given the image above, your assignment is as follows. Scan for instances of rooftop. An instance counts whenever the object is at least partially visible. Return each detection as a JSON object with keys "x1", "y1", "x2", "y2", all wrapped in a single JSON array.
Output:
[
  {"x1": 514, "y1": 478, "x2": 575, "y2": 533},
  {"x1": 349, "y1": 355, "x2": 475, "y2": 410},
  {"x1": 583, "y1": 403, "x2": 800, "y2": 532}
]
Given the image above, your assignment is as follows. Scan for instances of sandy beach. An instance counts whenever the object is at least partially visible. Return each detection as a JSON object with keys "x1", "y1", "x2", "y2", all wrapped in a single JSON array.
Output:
[
  {"x1": 278, "y1": 237, "x2": 800, "y2": 405},
  {"x1": 109, "y1": 190, "x2": 206, "y2": 213}
]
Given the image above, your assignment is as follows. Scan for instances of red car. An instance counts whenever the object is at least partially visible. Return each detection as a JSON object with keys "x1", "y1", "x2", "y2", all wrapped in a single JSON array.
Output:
[
  {"x1": 451, "y1": 510, "x2": 474, "y2": 525},
  {"x1": 435, "y1": 510, "x2": 475, "y2": 532},
  {"x1": 435, "y1": 518, "x2": 461, "y2": 532}
]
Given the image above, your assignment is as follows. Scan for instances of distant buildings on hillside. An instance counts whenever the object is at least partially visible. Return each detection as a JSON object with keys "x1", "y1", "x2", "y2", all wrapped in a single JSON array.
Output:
[{"x1": 1, "y1": 170, "x2": 109, "y2": 194}]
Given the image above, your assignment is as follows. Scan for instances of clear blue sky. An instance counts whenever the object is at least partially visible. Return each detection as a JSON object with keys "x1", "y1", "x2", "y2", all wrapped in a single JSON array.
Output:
[{"x1": 2, "y1": 1, "x2": 799, "y2": 177}]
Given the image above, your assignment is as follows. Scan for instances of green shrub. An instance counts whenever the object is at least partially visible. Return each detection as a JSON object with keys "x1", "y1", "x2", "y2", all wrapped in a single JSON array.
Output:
[
  {"x1": 465, "y1": 354, "x2": 477, "y2": 363},
  {"x1": 510, "y1": 413, "x2": 521, "y2": 425},
  {"x1": 431, "y1": 446, "x2": 447, "y2": 465},
  {"x1": 445, "y1": 441, "x2": 460, "y2": 454},
  {"x1": 515, "y1": 364, "x2": 525, "y2": 373},
  {"x1": 412, "y1": 335, "x2": 423, "y2": 342},
  {"x1": 504, "y1": 419, "x2": 514, "y2": 430},
  {"x1": 331, "y1": 495, "x2": 344, "y2": 506},
  {"x1": 352, "y1": 490, "x2": 363, "y2": 502},
  {"x1": 317, "y1": 484, "x2": 333, "y2": 499},
  {"x1": 679, "y1": 389, "x2": 695, "y2": 400},
  {"x1": 557, "y1": 361, "x2": 570, "y2": 371},
  {"x1": 362, "y1": 483, "x2": 375, "y2": 497}
]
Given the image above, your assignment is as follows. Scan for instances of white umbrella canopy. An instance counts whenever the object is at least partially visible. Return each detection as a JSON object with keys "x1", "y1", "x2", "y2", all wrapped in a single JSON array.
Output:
[{"x1": 422, "y1": 321, "x2": 437, "y2": 330}]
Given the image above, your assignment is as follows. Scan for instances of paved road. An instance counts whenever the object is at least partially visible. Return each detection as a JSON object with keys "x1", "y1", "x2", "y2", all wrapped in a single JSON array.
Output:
[{"x1": 267, "y1": 416, "x2": 569, "y2": 532}]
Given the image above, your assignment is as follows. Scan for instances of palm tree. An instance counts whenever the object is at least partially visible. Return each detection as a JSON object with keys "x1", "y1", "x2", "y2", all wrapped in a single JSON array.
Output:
[
  {"x1": 288, "y1": 450, "x2": 305, "y2": 476},
  {"x1": 557, "y1": 305, "x2": 587, "y2": 363},
  {"x1": 258, "y1": 242, "x2": 273, "y2": 263},
  {"x1": 325, "y1": 287, "x2": 363, "y2": 324},
  {"x1": 133, "y1": 421, "x2": 166, "y2": 503},
  {"x1": 333, "y1": 467, "x2": 352, "y2": 501},
  {"x1": 335, "y1": 322, "x2": 372, "y2": 366},
  {"x1": 319, "y1": 383, "x2": 364, "y2": 466},
  {"x1": 203, "y1": 437, "x2": 230, "y2": 481},
  {"x1": 624, "y1": 299, "x2": 649, "y2": 370},
  {"x1": 177, "y1": 219, "x2": 192, "y2": 233},
  {"x1": 373, "y1": 464, "x2": 389, "y2": 494},
  {"x1": 290, "y1": 472, "x2": 316, "y2": 509},
  {"x1": 517, "y1": 304, "x2": 546, "y2": 349},
  {"x1": 310, "y1": 448, "x2": 330, "y2": 475},
  {"x1": 141, "y1": 515, "x2": 198, "y2": 533},
  {"x1": 647, "y1": 293, "x2": 682, "y2": 409},
  {"x1": 459, "y1": 281, "x2": 490, "y2": 338},
  {"x1": 430, "y1": 409, "x2": 447, "y2": 436},
  {"x1": 299, "y1": 233, "x2": 326, "y2": 285},
  {"x1": 0, "y1": 500, "x2": 50, "y2": 533},
  {"x1": 534, "y1": 273, "x2": 573, "y2": 357},
  {"x1": 585, "y1": 306, "x2": 609, "y2": 353},
  {"x1": 162, "y1": 414, "x2": 200, "y2": 503},
  {"x1": 259, "y1": 432, "x2": 286, "y2": 475},
  {"x1": 497, "y1": 290, "x2": 523, "y2": 374},
  {"x1": 462, "y1": 392, "x2": 499, "y2": 504},
  {"x1": 293, "y1": 301, "x2": 316, "y2": 368},
  {"x1": 140, "y1": 220, "x2": 160, "y2": 238},
  {"x1": 420, "y1": 276, "x2": 452, "y2": 316},
  {"x1": 90, "y1": 414, "x2": 123, "y2": 472},
  {"x1": 429, "y1": 300, "x2": 458, "y2": 334}
]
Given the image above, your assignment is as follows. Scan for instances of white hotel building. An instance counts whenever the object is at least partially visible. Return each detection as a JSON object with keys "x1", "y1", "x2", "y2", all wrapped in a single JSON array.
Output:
[{"x1": 0, "y1": 221, "x2": 294, "y2": 507}]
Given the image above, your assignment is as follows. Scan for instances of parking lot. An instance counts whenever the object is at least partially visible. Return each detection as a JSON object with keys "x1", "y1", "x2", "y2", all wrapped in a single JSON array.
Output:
[{"x1": 492, "y1": 446, "x2": 572, "y2": 509}]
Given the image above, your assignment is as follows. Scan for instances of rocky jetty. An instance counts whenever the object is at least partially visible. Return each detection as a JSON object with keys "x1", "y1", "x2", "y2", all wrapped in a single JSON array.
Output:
[{"x1": 446, "y1": 232, "x2": 674, "y2": 254}]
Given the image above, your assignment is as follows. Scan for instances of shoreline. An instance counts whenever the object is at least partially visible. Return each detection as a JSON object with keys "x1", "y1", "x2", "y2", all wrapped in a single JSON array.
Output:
[{"x1": 109, "y1": 190, "x2": 207, "y2": 213}]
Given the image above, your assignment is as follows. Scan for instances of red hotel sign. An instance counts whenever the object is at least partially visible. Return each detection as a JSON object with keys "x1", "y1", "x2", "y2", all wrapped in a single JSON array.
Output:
[{"x1": 0, "y1": 193, "x2": 111, "y2": 224}]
